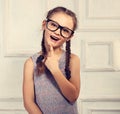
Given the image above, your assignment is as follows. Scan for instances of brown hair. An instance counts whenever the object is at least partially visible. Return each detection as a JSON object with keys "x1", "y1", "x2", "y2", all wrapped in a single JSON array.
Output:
[{"x1": 36, "y1": 6, "x2": 78, "y2": 80}]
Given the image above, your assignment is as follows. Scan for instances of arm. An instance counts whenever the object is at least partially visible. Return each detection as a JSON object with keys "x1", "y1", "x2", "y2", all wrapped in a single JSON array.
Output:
[
  {"x1": 45, "y1": 46, "x2": 80, "y2": 103},
  {"x1": 23, "y1": 58, "x2": 43, "y2": 114},
  {"x1": 50, "y1": 54, "x2": 80, "y2": 103}
]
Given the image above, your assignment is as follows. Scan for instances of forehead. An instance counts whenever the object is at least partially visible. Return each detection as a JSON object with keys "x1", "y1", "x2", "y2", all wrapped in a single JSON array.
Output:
[{"x1": 49, "y1": 12, "x2": 74, "y2": 29}]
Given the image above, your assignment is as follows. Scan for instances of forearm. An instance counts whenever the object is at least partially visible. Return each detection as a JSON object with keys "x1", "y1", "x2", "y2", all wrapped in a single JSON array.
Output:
[
  {"x1": 24, "y1": 102, "x2": 42, "y2": 114},
  {"x1": 51, "y1": 68, "x2": 79, "y2": 103}
]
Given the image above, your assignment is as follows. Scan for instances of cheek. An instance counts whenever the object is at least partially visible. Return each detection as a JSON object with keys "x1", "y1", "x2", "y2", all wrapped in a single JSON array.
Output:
[
  {"x1": 44, "y1": 30, "x2": 52, "y2": 43},
  {"x1": 59, "y1": 38, "x2": 66, "y2": 45},
  {"x1": 44, "y1": 29, "x2": 50, "y2": 38}
]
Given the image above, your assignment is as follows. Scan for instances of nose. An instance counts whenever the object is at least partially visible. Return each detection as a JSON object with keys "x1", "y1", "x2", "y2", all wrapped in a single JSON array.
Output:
[{"x1": 54, "y1": 27, "x2": 61, "y2": 35}]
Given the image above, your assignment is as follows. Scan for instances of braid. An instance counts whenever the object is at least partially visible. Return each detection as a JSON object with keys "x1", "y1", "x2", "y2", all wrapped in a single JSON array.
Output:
[
  {"x1": 41, "y1": 31, "x2": 47, "y2": 55},
  {"x1": 65, "y1": 40, "x2": 71, "y2": 80},
  {"x1": 36, "y1": 31, "x2": 46, "y2": 74}
]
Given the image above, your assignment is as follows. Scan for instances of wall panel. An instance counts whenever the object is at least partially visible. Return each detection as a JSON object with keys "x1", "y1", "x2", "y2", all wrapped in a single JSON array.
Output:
[
  {"x1": 82, "y1": 41, "x2": 114, "y2": 71},
  {"x1": 81, "y1": 99, "x2": 120, "y2": 114},
  {"x1": 79, "y1": 0, "x2": 120, "y2": 30},
  {"x1": 0, "y1": 98, "x2": 27, "y2": 114},
  {"x1": 3, "y1": 0, "x2": 46, "y2": 57}
]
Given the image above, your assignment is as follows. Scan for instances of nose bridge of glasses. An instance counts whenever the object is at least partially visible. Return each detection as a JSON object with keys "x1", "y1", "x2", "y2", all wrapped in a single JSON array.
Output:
[{"x1": 55, "y1": 25, "x2": 63, "y2": 34}]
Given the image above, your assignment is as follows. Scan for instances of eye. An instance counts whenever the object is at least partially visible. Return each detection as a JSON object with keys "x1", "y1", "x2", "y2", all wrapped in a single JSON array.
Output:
[
  {"x1": 50, "y1": 21, "x2": 58, "y2": 28},
  {"x1": 62, "y1": 28, "x2": 71, "y2": 34}
]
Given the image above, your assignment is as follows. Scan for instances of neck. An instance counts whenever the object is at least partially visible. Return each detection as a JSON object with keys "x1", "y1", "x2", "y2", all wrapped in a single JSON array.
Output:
[
  {"x1": 54, "y1": 48, "x2": 63, "y2": 54},
  {"x1": 46, "y1": 46, "x2": 63, "y2": 55}
]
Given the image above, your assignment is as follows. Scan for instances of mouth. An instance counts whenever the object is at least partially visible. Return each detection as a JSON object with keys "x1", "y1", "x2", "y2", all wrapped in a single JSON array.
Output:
[{"x1": 50, "y1": 35, "x2": 60, "y2": 41}]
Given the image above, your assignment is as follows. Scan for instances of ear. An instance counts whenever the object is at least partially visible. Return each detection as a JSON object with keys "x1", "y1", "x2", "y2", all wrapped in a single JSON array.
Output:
[{"x1": 42, "y1": 20, "x2": 46, "y2": 30}]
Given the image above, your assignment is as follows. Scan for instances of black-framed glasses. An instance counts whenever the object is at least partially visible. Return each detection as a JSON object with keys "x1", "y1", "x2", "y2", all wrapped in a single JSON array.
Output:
[{"x1": 46, "y1": 19, "x2": 74, "y2": 38}]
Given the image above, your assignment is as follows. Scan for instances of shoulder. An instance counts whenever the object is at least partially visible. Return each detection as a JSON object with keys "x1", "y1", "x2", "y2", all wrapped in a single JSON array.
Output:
[
  {"x1": 24, "y1": 57, "x2": 34, "y2": 69},
  {"x1": 24, "y1": 52, "x2": 41, "y2": 66},
  {"x1": 25, "y1": 57, "x2": 33, "y2": 63},
  {"x1": 70, "y1": 53, "x2": 80, "y2": 69},
  {"x1": 23, "y1": 57, "x2": 34, "y2": 79},
  {"x1": 70, "y1": 53, "x2": 80, "y2": 63}
]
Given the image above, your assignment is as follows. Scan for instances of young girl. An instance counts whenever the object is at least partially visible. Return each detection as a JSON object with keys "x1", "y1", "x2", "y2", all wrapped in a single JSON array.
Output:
[{"x1": 23, "y1": 6, "x2": 80, "y2": 114}]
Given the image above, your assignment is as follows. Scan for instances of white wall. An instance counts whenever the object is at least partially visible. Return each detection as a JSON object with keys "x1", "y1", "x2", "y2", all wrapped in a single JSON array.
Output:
[{"x1": 0, "y1": 0, "x2": 120, "y2": 114}]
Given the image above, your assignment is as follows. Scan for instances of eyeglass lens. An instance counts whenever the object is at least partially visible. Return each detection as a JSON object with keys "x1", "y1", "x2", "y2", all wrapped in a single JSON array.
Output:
[{"x1": 46, "y1": 19, "x2": 74, "y2": 38}]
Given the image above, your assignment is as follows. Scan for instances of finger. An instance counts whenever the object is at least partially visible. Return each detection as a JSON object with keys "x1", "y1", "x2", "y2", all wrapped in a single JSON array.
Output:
[
  {"x1": 49, "y1": 45, "x2": 54, "y2": 53},
  {"x1": 47, "y1": 44, "x2": 53, "y2": 56}
]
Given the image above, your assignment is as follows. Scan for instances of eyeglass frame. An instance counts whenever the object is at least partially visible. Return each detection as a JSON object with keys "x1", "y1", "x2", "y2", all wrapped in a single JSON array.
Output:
[{"x1": 46, "y1": 18, "x2": 74, "y2": 38}]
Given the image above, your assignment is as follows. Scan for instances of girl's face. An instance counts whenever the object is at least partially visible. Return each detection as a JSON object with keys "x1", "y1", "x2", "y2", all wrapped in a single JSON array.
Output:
[{"x1": 42, "y1": 12, "x2": 74, "y2": 49}]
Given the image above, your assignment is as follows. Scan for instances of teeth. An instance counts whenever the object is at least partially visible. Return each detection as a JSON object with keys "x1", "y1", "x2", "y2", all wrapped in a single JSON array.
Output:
[{"x1": 50, "y1": 36, "x2": 59, "y2": 41}]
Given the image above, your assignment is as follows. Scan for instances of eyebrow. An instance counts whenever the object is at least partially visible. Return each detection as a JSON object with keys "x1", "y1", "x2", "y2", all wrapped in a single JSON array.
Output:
[{"x1": 47, "y1": 18, "x2": 73, "y2": 30}]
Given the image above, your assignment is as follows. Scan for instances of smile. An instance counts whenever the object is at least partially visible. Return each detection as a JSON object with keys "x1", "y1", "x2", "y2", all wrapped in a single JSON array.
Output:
[{"x1": 50, "y1": 35, "x2": 60, "y2": 41}]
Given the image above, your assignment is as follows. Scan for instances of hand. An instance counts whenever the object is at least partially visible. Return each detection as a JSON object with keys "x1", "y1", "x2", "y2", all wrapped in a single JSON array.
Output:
[{"x1": 45, "y1": 45, "x2": 59, "y2": 72}]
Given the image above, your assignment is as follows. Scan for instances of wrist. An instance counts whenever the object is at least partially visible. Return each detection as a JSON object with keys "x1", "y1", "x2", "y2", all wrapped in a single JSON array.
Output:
[{"x1": 50, "y1": 67, "x2": 60, "y2": 75}]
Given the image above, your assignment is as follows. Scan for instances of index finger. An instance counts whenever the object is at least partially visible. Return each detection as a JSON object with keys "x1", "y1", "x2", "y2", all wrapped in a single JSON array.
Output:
[
  {"x1": 49, "y1": 44, "x2": 54, "y2": 52},
  {"x1": 47, "y1": 44, "x2": 54, "y2": 56}
]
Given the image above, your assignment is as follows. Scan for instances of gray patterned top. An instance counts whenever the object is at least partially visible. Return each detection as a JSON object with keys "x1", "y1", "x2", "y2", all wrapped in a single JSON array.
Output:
[{"x1": 31, "y1": 52, "x2": 78, "y2": 114}]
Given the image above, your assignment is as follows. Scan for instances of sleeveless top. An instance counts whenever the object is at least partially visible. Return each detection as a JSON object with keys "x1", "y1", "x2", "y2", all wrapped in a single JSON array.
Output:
[{"x1": 31, "y1": 52, "x2": 78, "y2": 114}]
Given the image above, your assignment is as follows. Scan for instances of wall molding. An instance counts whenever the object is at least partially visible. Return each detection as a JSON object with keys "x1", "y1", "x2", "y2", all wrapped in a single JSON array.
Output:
[
  {"x1": 80, "y1": 95, "x2": 120, "y2": 102},
  {"x1": 0, "y1": 98, "x2": 26, "y2": 113},
  {"x1": 0, "y1": 97, "x2": 22, "y2": 102},
  {"x1": 3, "y1": 0, "x2": 44, "y2": 57},
  {"x1": 86, "y1": 0, "x2": 120, "y2": 20},
  {"x1": 88, "y1": 108, "x2": 120, "y2": 114},
  {"x1": 81, "y1": 40, "x2": 114, "y2": 71},
  {"x1": 80, "y1": 96, "x2": 120, "y2": 114},
  {"x1": 79, "y1": 0, "x2": 120, "y2": 30}
]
